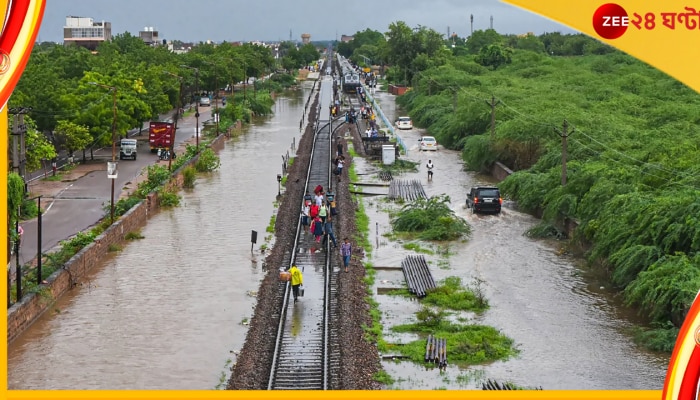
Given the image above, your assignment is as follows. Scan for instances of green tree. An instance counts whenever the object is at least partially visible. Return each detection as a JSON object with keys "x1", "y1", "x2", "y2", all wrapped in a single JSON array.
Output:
[
  {"x1": 297, "y1": 43, "x2": 321, "y2": 66},
  {"x1": 515, "y1": 34, "x2": 545, "y2": 53},
  {"x1": 466, "y1": 29, "x2": 503, "y2": 54},
  {"x1": 475, "y1": 44, "x2": 513, "y2": 69},
  {"x1": 54, "y1": 120, "x2": 92, "y2": 158},
  {"x1": 24, "y1": 117, "x2": 57, "y2": 171}
]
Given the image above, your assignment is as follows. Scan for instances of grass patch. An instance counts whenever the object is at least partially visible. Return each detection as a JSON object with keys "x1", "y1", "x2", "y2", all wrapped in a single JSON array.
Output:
[
  {"x1": 42, "y1": 174, "x2": 63, "y2": 182},
  {"x1": 125, "y1": 231, "x2": 145, "y2": 240},
  {"x1": 373, "y1": 370, "x2": 395, "y2": 385},
  {"x1": 386, "y1": 287, "x2": 412, "y2": 297},
  {"x1": 182, "y1": 165, "x2": 196, "y2": 188},
  {"x1": 391, "y1": 316, "x2": 517, "y2": 364},
  {"x1": 402, "y1": 242, "x2": 434, "y2": 255},
  {"x1": 158, "y1": 189, "x2": 181, "y2": 208},
  {"x1": 424, "y1": 277, "x2": 488, "y2": 312},
  {"x1": 108, "y1": 244, "x2": 122, "y2": 252},
  {"x1": 266, "y1": 214, "x2": 276, "y2": 233},
  {"x1": 380, "y1": 159, "x2": 419, "y2": 174},
  {"x1": 391, "y1": 195, "x2": 471, "y2": 241}
]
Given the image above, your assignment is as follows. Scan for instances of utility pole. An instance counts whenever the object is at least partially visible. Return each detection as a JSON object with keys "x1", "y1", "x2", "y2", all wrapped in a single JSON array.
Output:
[
  {"x1": 485, "y1": 95, "x2": 500, "y2": 142},
  {"x1": 470, "y1": 14, "x2": 474, "y2": 37},
  {"x1": 10, "y1": 108, "x2": 30, "y2": 195},
  {"x1": 172, "y1": 76, "x2": 183, "y2": 171},
  {"x1": 555, "y1": 119, "x2": 574, "y2": 186}
]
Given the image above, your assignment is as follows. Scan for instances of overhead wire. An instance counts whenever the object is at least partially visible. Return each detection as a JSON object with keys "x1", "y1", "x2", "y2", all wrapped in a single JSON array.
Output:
[{"x1": 412, "y1": 67, "x2": 700, "y2": 188}]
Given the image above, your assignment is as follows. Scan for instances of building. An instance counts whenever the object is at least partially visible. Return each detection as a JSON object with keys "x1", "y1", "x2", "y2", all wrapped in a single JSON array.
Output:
[
  {"x1": 63, "y1": 16, "x2": 111, "y2": 50},
  {"x1": 301, "y1": 33, "x2": 311, "y2": 44},
  {"x1": 340, "y1": 35, "x2": 354, "y2": 43},
  {"x1": 139, "y1": 27, "x2": 160, "y2": 46}
]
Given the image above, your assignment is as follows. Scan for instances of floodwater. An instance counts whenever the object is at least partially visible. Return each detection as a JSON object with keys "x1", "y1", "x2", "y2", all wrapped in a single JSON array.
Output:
[
  {"x1": 7, "y1": 84, "x2": 312, "y2": 390},
  {"x1": 365, "y1": 89, "x2": 670, "y2": 389},
  {"x1": 6, "y1": 81, "x2": 670, "y2": 390}
]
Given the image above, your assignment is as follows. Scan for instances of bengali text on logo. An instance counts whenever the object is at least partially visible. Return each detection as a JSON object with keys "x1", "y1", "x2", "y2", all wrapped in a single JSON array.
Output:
[{"x1": 593, "y1": 3, "x2": 700, "y2": 39}]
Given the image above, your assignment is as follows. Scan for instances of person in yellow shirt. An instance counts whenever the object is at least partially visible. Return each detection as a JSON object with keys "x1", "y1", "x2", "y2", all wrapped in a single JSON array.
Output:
[{"x1": 289, "y1": 264, "x2": 304, "y2": 303}]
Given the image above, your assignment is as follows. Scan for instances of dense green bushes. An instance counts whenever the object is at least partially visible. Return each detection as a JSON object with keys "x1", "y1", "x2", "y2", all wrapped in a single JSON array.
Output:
[{"x1": 391, "y1": 195, "x2": 471, "y2": 241}]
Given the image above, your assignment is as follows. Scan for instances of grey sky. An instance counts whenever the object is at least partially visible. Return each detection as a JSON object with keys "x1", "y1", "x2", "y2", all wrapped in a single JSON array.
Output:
[{"x1": 38, "y1": 0, "x2": 577, "y2": 44}]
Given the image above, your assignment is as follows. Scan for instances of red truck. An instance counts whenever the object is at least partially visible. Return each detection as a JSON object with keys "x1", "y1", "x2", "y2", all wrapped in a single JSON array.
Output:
[{"x1": 149, "y1": 121, "x2": 175, "y2": 153}]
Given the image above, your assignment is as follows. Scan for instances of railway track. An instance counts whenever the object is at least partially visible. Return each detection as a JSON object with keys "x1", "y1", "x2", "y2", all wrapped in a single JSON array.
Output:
[{"x1": 267, "y1": 56, "x2": 344, "y2": 391}]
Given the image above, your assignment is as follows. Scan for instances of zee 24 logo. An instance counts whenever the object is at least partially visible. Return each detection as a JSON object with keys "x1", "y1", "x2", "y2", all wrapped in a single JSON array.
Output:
[{"x1": 593, "y1": 3, "x2": 700, "y2": 39}]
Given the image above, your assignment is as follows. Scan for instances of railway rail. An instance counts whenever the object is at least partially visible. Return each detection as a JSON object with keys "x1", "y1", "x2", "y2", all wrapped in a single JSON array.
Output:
[{"x1": 266, "y1": 53, "x2": 346, "y2": 390}]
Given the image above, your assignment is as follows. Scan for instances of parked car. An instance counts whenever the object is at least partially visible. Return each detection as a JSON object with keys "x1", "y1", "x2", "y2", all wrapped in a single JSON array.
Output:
[
  {"x1": 396, "y1": 116, "x2": 413, "y2": 130},
  {"x1": 418, "y1": 136, "x2": 438, "y2": 151},
  {"x1": 199, "y1": 97, "x2": 211, "y2": 107},
  {"x1": 466, "y1": 186, "x2": 502, "y2": 214}
]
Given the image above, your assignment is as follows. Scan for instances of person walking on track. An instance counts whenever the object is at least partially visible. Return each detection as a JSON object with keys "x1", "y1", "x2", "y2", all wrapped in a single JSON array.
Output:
[
  {"x1": 340, "y1": 238, "x2": 352, "y2": 273},
  {"x1": 289, "y1": 264, "x2": 303, "y2": 304}
]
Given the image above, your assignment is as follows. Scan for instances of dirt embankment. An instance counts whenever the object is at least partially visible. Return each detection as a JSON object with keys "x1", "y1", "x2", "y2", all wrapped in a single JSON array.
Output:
[{"x1": 227, "y1": 91, "x2": 381, "y2": 389}]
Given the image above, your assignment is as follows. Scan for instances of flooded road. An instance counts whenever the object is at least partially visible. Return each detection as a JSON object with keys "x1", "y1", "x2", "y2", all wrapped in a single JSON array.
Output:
[
  {"x1": 366, "y1": 89, "x2": 669, "y2": 389},
  {"x1": 7, "y1": 85, "x2": 311, "y2": 390}
]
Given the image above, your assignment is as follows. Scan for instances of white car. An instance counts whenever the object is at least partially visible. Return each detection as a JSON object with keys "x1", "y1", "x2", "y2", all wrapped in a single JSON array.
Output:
[
  {"x1": 199, "y1": 97, "x2": 211, "y2": 107},
  {"x1": 418, "y1": 136, "x2": 438, "y2": 151},
  {"x1": 396, "y1": 116, "x2": 413, "y2": 130}
]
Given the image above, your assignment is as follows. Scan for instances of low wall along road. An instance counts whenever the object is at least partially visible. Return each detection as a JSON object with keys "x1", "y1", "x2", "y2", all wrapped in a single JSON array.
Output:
[{"x1": 7, "y1": 135, "x2": 226, "y2": 343}]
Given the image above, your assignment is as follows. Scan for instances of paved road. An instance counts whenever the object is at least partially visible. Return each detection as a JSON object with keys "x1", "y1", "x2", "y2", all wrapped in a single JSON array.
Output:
[{"x1": 12, "y1": 104, "x2": 215, "y2": 270}]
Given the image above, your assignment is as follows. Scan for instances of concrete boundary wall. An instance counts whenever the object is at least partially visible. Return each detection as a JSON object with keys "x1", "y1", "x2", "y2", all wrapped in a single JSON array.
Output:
[{"x1": 7, "y1": 135, "x2": 226, "y2": 344}]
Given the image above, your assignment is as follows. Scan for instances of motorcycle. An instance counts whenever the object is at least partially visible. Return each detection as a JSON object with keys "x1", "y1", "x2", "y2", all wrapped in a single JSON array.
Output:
[{"x1": 157, "y1": 148, "x2": 171, "y2": 161}]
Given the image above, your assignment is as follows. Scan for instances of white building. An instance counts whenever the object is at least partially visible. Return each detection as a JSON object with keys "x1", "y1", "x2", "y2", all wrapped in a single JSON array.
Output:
[{"x1": 63, "y1": 16, "x2": 111, "y2": 50}]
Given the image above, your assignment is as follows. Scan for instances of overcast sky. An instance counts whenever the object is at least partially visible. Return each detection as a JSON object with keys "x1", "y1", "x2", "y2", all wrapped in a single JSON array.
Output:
[{"x1": 38, "y1": 0, "x2": 577, "y2": 43}]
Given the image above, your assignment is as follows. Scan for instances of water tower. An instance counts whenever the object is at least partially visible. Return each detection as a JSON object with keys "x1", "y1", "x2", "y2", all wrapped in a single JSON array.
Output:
[{"x1": 301, "y1": 33, "x2": 311, "y2": 44}]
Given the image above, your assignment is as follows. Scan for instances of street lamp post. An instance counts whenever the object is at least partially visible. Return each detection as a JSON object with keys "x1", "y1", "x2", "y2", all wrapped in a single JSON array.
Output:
[
  {"x1": 203, "y1": 61, "x2": 220, "y2": 136},
  {"x1": 181, "y1": 65, "x2": 200, "y2": 152},
  {"x1": 277, "y1": 174, "x2": 282, "y2": 196},
  {"x1": 26, "y1": 195, "x2": 42, "y2": 285},
  {"x1": 88, "y1": 82, "x2": 118, "y2": 224}
]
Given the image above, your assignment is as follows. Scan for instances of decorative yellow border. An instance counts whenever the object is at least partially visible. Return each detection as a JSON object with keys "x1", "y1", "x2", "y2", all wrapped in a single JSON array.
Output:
[
  {"x1": 2, "y1": 0, "x2": 695, "y2": 399},
  {"x1": 1, "y1": 391, "x2": 664, "y2": 399}
]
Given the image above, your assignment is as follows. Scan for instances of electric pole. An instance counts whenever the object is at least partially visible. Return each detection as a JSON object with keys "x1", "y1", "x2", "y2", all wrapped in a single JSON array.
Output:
[
  {"x1": 485, "y1": 95, "x2": 500, "y2": 142},
  {"x1": 555, "y1": 119, "x2": 574, "y2": 186},
  {"x1": 10, "y1": 108, "x2": 30, "y2": 195},
  {"x1": 470, "y1": 14, "x2": 474, "y2": 37}
]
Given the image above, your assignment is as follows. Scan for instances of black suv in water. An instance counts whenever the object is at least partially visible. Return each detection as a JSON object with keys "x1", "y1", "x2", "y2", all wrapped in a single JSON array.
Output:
[{"x1": 466, "y1": 186, "x2": 502, "y2": 214}]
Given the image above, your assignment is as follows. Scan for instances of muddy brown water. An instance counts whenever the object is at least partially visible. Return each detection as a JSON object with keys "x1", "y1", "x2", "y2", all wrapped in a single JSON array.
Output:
[
  {"x1": 7, "y1": 83, "x2": 669, "y2": 390},
  {"x1": 7, "y1": 85, "x2": 312, "y2": 390}
]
